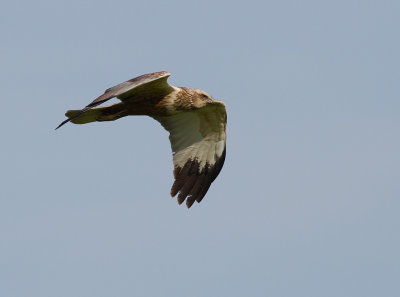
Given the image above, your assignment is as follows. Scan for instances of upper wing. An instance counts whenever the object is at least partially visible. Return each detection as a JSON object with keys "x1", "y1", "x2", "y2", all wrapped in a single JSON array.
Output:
[
  {"x1": 154, "y1": 101, "x2": 227, "y2": 208},
  {"x1": 56, "y1": 71, "x2": 173, "y2": 129}
]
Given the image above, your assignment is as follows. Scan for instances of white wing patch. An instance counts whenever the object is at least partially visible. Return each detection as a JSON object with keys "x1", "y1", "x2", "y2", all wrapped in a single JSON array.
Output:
[{"x1": 154, "y1": 102, "x2": 227, "y2": 207}]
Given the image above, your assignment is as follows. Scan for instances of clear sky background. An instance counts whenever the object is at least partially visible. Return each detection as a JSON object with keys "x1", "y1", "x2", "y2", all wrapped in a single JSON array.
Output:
[{"x1": 1, "y1": 0, "x2": 399, "y2": 296}]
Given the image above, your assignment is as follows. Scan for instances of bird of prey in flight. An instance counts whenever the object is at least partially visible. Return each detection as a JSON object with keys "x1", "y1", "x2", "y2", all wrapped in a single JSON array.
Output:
[{"x1": 56, "y1": 71, "x2": 227, "y2": 208}]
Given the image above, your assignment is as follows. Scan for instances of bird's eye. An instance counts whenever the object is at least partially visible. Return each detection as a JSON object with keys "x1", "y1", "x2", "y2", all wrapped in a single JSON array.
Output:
[{"x1": 201, "y1": 93, "x2": 209, "y2": 99}]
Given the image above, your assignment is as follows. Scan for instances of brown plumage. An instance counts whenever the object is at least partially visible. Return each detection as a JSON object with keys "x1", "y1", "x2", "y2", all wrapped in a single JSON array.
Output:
[{"x1": 56, "y1": 71, "x2": 227, "y2": 208}]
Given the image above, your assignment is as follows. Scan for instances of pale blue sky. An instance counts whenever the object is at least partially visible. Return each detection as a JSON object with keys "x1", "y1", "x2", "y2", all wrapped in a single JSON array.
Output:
[{"x1": 1, "y1": 0, "x2": 399, "y2": 296}]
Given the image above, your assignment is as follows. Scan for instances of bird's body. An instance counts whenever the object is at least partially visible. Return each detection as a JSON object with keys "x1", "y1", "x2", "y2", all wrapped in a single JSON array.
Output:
[{"x1": 57, "y1": 71, "x2": 227, "y2": 208}]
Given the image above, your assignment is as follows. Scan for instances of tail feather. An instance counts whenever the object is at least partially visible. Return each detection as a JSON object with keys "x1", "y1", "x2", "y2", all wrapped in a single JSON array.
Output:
[
  {"x1": 65, "y1": 108, "x2": 105, "y2": 125},
  {"x1": 56, "y1": 103, "x2": 126, "y2": 129}
]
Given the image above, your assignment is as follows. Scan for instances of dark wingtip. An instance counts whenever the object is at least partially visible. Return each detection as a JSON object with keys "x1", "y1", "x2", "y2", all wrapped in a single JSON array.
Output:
[
  {"x1": 186, "y1": 197, "x2": 196, "y2": 208},
  {"x1": 55, "y1": 118, "x2": 70, "y2": 130}
]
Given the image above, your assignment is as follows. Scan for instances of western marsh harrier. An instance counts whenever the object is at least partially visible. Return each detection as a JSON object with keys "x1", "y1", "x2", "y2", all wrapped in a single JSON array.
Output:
[{"x1": 56, "y1": 71, "x2": 227, "y2": 208}]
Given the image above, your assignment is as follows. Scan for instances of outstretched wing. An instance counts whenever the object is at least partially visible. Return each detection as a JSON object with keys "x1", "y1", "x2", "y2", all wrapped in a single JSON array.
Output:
[
  {"x1": 155, "y1": 101, "x2": 227, "y2": 208},
  {"x1": 56, "y1": 71, "x2": 173, "y2": 129}
]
